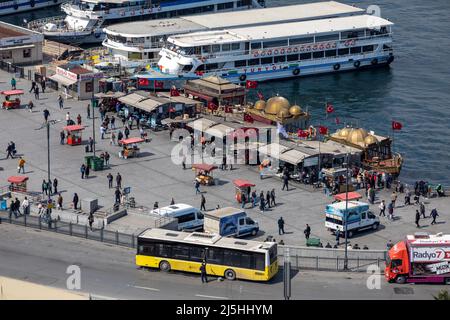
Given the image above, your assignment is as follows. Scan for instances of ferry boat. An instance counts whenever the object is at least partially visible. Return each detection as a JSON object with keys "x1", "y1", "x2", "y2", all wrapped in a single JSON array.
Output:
[
  {"x1": 27, "y1": 0, "x2": 265, "y2": 44},
  {"x1": 143, "y1": 14, "x2": 394, "y2": 83},
  {"x1": 102, "y1": 1, "x2": 363, "y2": 62},
  {"x1": 0, "y1": 0, "x2": 64, "y2": 16}
]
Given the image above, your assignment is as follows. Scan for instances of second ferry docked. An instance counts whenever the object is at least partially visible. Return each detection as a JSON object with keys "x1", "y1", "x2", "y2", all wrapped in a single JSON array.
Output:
[
  {"x1": 27, "y1": 0, "x2": 265, "y2": 44},
  {"x1": 137, "y1": 13, "x2": 394, "y2": 84}
]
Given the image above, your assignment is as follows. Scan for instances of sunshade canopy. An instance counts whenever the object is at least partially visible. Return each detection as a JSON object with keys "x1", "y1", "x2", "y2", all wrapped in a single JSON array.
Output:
[
  {"x1": 192, "y1": 163, "x2": 218, "y2": 172},
  {"x1": 233, "y1": 179, "x2": 255, "y2": 188},
  {"x1": 119, "y1": 137, "x2": 145, "y2": 145},
  {"x1": 8, "y1": 176, "x2": 29, "y2": 184}
]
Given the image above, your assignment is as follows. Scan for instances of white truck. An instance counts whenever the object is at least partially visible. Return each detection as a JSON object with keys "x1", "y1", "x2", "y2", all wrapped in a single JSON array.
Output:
[
  {"x1": 203, "y1": 207, "x2": 259, "y2": 238},
  {"x1": 325, "y1": 201, "x2": 380, "y2": 238}
]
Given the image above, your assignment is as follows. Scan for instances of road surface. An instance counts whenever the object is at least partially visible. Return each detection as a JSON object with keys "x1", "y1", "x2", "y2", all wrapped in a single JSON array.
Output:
[{"x1": 0, "y1": 224, "x2": 446, "y2": 300}]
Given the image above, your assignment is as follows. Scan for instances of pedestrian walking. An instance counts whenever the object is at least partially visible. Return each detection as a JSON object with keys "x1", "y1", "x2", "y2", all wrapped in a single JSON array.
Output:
[
  {"x1": 259, "y1": 191, "x2": 265, "y2": 212},
  {"x1": 60, "y1": 130, "x2": 65, "y2": 144},
  {"x1": 200, "y1": 261, "x2": 208, "y2": 283},
  {"x1": 48, "y1": 180, "x2": 53, "y2": 195},
  {"x1": 77, "y1": 114, "x2": 82, "y2": 125},
  {"x1": 88, "y1": 213, "x2": 94, "y2": 231},
  {"x1": 419, "y1": 202, "x2": 426, "y2": 218},
  {"x1": 335, "y1": 230, "x2": 340, "y2": 246},
  {"x1": 200, "y1": 194, "x2": 206, "y2": 211},
  {"x1": 14, "y1": 198, "x2": 21, "y2": 216},
  {"x1": 124, "y1": 126, "x2": 130, "y2": 139},
  {"x1": 388, "y1": 201, "x2": 394, "y2": 220},
  {"x1": 304, "y1": 224, "x2": 311, "y2": 240},
  {"x1": 278, "y1": 217, "x2": 285, "y2": 235},
  {"x1": 34, "y1": 86, "x2": 39, "y2": 100},
  {"x1": 379, "y1": 200, "x2": 386, "y2": 216},
  {"x1": 22, "y1": 197, "x2": 30, "y2": 215},
  {"x1": 17, "y1": 156, "x2": 26, "y2": 173},
  {"x1": 41, "y1": 78, "x2": 46, "y2": 93},
  {"x1": 251, "y1": 191, "x2": 257, "y2": 208},
  {"x1": 430, "y1": 208, "x2": 439, "y2": 225},
  {"x1": 116, "y1": 173, "x2": 122, "y2": 189},
  {"x1": 28, "y1": 100, "x2": 34, "y2": 112},
  {"x1": 89, "y1": 137, "x2": 94, "y2": 152},
  {"x1": 110, "y1": 131, "x2": 116, "y2": 145},
  {"x1": 266, "y1": 191, "x2": 271, "y2": 209},
  {"x1": 241, "y1": 192, "x2": 247, "y2": 209},
  {"x1": 43, "y1": 108, "x2": 50, "y2": 122},
  {"x1": 115, "y1": 188, "x2": 122, "y2": 204},
  {"x1": 65, "y1": 112, "x2": 71, "y2": 125},
  {"x1": 110, "y1": 116, "x2": 116, "y2": 129},
  {"x1": 195, "y1": 180, "x2": 201, "y2": 194},
  {"x1": 73, "y1": 193, "x2": 79, "y2": 210},
  {"x1": 391, "y1": 191, "x2": 397, "y2": 208},
  {"x1": 42, "y1": 179, "x2": 48, "y2": 195},
  {"x1": 58, "y1": 95, "x2": 64, "y2": 110},
  {"x1": 9, "y1": 199, "x2": 18, "y2": 219},
  {"x1": 29, "y1": 80, "x2": 36, "y2": 93},
  {"x1": 107, "y1": 173, "x2": 113, "y2": 188},
  {"x1": 87, "y1": 103, "x2": 91, "y2": 119},
  {"x1": 10, "y1": 77, "x2": 16, "y2": 90},
  {"x1": 153, "y1": 201, "x2": 159, "y2": 210},
  {"x1": 53, "y1": 178, "x2": 58, "y2": 194},
  {"x1": 104, "y1": 152, "x2": 110, "y2": 167},
  {"x1": 282, "y1": 173, "x2": 289, "y2": 191},
  {"x1": 404, "y1": 190, "x2": 411, "y2": 206},
  {"x1": 415, "y1": 210, "x2": 420, "y2": 228},
  {"x1": 57, "y1": 193, "x2": 63, "y2": 210},
  {"x1": 100, "y1": 125, "x2": 106, "y2": 139},
  {"x1": 6, "y1": 143, "x2": 13, "y2": 159},
  {"x1": 270, "y1": 188, "x2": 276, "y2": 206},
  {"x1": 80, "y1": 164, "x2": 86, "y2": 179},
  {"x1": 85, "y1": 164, "x2": 90, "y2": 179},
  {"x1": 117, "y1": 130, "x2": 123, "y2": 143}
]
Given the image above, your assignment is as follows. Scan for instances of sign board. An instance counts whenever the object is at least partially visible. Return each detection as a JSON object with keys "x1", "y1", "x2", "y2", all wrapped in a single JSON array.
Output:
[
  {"x1": 410, "y1": 246, "x2": 450, "y2": 262},
  {"x1": 56, "y1": 67, "x2": 78, "y2": 82},
  {"x1": 303, "y1": 156, "x2": 319, "y2": 167},
  {"x1": 79, "y1": 72, "x2": 104, "y2": 81},
  {"x1": 425, "y1": 261, "x2": 450, "y2": 275}
]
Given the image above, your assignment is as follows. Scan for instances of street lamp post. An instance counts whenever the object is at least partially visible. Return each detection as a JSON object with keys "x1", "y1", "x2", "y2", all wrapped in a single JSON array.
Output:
[
  {"x1": 46, "y1": 122, "x2": 51, "y2": 201},
  {"x1": 344, "y1": 152, "x2": 349, "y2": 270},
  {"x1": 91, "y1": 78, "x2": 96, "y2": 156}
]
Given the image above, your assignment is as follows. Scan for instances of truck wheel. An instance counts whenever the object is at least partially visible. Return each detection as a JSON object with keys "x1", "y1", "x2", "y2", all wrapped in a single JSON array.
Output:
[
  {"x1": 395, "y1": 275, "x2": 406, "y2": 284},
  {"x1": 372, "y1": 223, "x2": 379, "y2": 230},
  {"x1": 224, "y1": 269, "x2": 236, "y2": 281},
  {"x1": 159, "y1": 260, "x2": 171, "y2": 272}
]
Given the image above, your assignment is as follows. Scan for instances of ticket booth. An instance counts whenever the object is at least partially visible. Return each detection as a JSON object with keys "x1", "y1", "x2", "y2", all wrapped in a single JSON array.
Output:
[
  {"x1": 8, "y1": 176, "x2": 29, "y2": 192},
  {"x1": 64, "y1": 125, "x2": 85, "y2": 145}
]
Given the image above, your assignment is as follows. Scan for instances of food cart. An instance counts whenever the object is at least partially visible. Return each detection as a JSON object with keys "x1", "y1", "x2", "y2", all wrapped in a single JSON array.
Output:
[
  {"x1": 333, "y1": 191, "x2": 362, "y2": 203},
  {"x1": 233, "y1": 179, "x2": 255, "y2": 203},
  {"x1": 64, "y1": 125, "x2": 85, "y2": 145},
  {"x1": 1, "y1": 90, "x2": 24, "y2": 109},
  {"x1": 7, "y1": 175, "x2": 29, "y2": 192},
  {"x1": 192, "y1": 163, "x2": 218, "y2": 186},
  {"x1": 118, "y1": 137, "x2": 145, "y2": 159}
]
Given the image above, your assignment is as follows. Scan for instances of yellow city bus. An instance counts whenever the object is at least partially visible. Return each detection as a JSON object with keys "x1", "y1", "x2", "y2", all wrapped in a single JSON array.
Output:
[{"x1": 136, "y1": 228, "x2": 278, "y2": 281}]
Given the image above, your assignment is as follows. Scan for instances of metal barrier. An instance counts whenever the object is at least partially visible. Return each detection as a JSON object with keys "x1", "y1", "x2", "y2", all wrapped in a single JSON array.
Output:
[{"x1": 0, "y1": 61, "x2": 25, "y2": 78}]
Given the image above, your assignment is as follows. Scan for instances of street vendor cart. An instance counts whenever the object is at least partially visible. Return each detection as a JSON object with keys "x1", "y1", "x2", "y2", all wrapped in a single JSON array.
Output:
[
  {"x1": 64, "y1": 125, "x2": 85, "y2": 145},
  {"x1": 233, "y1": 179, "x2": 255, "y2": 203},
  {"x1": 7, "y1": 175, "x2": 29, "y2": 192},
  {"x1": 1, "y1": 90, "x2": 24, "y2": 109},
  {"x1": 118, "y1": 137, "x2": 145, "y2": 159},
  {"x1": 192, "y1": 163, "x2": 218, "y2": 186},
  {"x1": 333, "y1": 191, "x2": 362, "y2": 203}
]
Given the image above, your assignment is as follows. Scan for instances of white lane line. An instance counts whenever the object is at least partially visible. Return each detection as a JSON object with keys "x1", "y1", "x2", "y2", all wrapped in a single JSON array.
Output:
[
  {"x1": 195, "y1": 294, "x2": 229, "y2": 300},
  {"x1": 129, "y1": 285, "x2": 160, "y2": 292}
]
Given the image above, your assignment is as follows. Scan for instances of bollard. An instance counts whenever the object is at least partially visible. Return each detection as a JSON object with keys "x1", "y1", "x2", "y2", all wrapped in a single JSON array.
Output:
[
  {"x1": 85, "y1": 225, "x2": 88, "y2": 238},
  {"x1": 116, "y1": 230, "x2": 119, "y2": 245},
  {"x1": 69, "y1": 222, "x2": 72, "y2": 236}
]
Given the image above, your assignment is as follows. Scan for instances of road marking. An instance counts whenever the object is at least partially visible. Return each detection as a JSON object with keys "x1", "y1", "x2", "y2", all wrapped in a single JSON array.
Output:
[
  {"x1": 195, "y1": 294, "x2": 229, "y2": 300},
  {"x1": 129, "y1": 285, "x2": 160, "y2": 292}
]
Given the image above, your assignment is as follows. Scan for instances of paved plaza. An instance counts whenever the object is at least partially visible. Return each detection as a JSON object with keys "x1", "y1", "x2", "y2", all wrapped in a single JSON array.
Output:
[{"x1": 0, "y1": 70, "x2": 448, "y2": 249}]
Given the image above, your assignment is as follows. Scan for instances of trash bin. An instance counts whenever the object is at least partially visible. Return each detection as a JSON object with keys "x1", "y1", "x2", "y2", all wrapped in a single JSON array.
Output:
[
  {"x1": 306, "y1": 238, "x2": 321, "y2": 247},
  {"x1": 0, "y1": 199, "x2": 7, "y2": 211},
  {"x1": 84, "y1": 155, "x2": 94, "y2": 167},
  {"x1": 91, "y1": 156, "x2": 104, "y2": 171}
]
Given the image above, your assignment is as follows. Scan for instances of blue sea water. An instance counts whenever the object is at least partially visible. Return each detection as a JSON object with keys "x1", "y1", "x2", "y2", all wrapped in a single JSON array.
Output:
[{"x1": 1, "y1": 0, "x2": 450, "y2": 185}]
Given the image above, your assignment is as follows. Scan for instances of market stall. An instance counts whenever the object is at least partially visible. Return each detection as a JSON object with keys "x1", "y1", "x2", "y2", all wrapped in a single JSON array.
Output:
[
  {"x1": 1, "y1": 90, "x2": 24, "y2": 109},
  {"x1": 118, "y1": 137, "x2": 145, "y2": 159},
  {"x1": 233, "y1": 179, "x2": 255, "y2": 203},
  {"x1": 7, "y1": 176, "x2": 29, "y2": 192},
  {"x1": 63, "y1": 125, "x2": 85, "y2": 145},
  {"x1": 192, "y1": 163, "x2": 218, "y2": 186}
]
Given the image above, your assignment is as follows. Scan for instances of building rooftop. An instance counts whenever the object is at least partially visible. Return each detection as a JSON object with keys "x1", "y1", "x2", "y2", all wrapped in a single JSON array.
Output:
[
  {"x1": 104, "y1": 1, "x2": 363, "y2": 37},
  {"x1": 60, "y1": 64, "x2": 92, "y2": 75},
  {"x1": 0, "y1": 21, "x2": 40, "y2": 39},
  {"x1": 169, "y1": 15, "x2": 394, "y2": 46}
]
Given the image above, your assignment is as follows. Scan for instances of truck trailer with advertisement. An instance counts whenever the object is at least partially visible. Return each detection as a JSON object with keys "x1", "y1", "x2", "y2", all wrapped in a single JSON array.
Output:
[{"x1": 385, "y1": 233, "x2": 450, "y2": 284}]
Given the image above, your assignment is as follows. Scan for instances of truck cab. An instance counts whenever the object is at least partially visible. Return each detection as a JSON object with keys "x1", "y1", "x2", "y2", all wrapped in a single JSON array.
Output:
[
  {"x1": 237, "y1": 215, "x2": 259, "y2": 237},
  {"x1": 325, "y1": 201, "x2": 379, "y2": 238},
  {"x1": 203, "y1": 207, "x2": 259, "y2": 238}
]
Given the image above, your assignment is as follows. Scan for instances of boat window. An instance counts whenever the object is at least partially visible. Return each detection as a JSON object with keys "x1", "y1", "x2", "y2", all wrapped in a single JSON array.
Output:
[
  {"x1": 251, "y1": 42, "x2": 262, "y2": 49},
  {"x1": 202, "y1": 5, "x2": 215, "y2": 12},
  {"x1": 231, "y1": 43, "x2": 240, "y2": 51},
  {"x1": 289, "y1": 37, "x2": 314, "y2": 45},
  {"x1": 350, "y1": 46, "x2": 362, "y2": 54},
  {"x1": 263, "y1": 40, "x2": 288, "y2": 48},
  {"x1": 194, "y1": 47, "x2": 201, "y2": 55},
  {"x1": 261, "y1": 57, "x2": 273, "y2": 64},
  {"x1": 182, "y1": 65, "x2": 193, "y2": 72},
  {"x1": 313, "y1": 51, "x2": 324, "y2": 59},
  {"x1": 248, "y1": 58, "x2": 259, "y2": 66},
  {"x1": 325, "y1": 50, "x2": 336, "y2": 57},
  {"x1": 315, "y1": 33, "x2": 340, "y2": 42},
  {"x1": 362, "y1": 45, "x2": 374, "y2": 53},
  {"x1": 274, "y1": 55, "x2": 286, "y2": 63},
  {"x1": 234, "y1": 60, "x2": 247, "y2": 67},
  {"x1": 195, "y1": 64, "x2": 205, "y2": 72},
  {"x1": 218, "y1": 2, "x2": 234, "y2": 10},
  {"x1": 222, "y1": 44, "x2": 231, "y2": 51},
  {"x1": 338, "y1": 48, "x2": 349, "y2": 56},
  {"x1": 205, "y1": 63, "x2": 219, "y2": 71},
  {"x1": 300, "y1": 53, "x2": 311, "y2": 60},
  {"x1": 287, "y1": 54, "x2": 299, "y2": 62},
  {"x1": 202, "y1": 45, "x2": 211, "y2": 54},
  {"x1": 341, "y1": 30, "x2": 365, "y2": 39},
  {"x1": 212, "y1": 44, "x2": 221, "y2": 53}
]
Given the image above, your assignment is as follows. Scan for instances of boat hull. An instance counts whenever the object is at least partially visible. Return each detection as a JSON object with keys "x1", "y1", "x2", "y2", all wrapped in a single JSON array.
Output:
[
  {"x1": 43, "y1": 31, "x2": 106, "y2": 44},
  {"x1": 0, "y1": 0, "x2": 64, "y2": 16}
]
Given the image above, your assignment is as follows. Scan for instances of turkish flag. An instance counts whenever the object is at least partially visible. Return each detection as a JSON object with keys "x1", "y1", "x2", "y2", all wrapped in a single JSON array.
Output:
[
  {"x1": 138, "y1": 78, "x2": 149, "y2": 86},
  {"x1": 297, "y1": 129, "x2": 309, "y2": 138},
  {"x1": 154, "y1": 80, "x2": 164, "y2": 89},
  {"x1": 246, "y1": 80, "x2": 258, "y2": 89},
  {"x1": 326, "y1": 103, "x2": 334, "y2": 113},
  {"x1": 319, "y1": 126, "x2": 328, "y2": 135},
  {"x1": 392, "y1": 121, "x2": 402, "y2": 130},
  {"x1": 256, "y1": 91, "x2": 264, "y2": 100}
]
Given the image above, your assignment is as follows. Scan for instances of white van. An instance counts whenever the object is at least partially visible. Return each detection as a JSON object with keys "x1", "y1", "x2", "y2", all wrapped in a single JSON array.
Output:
[{"x1": 151, "y1": 203, "x2": 204, "y2": 231}]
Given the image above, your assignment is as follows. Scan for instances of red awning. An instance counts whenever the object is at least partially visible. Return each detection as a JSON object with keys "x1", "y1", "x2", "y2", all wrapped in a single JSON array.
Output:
[
  {"x1": 192, "y1": 163, "x2": 218, "y2": 172},
  {"x1": 233, "y1": 179, "x2": 255, "y2": 188},
  {"x1": 333, "y1": 192, "x2": 362, "y2": 202},
  {"x1": 1, "y1": 90, "x2": 24, "y2": 96},
  {"x1": 63, "y1": 125, "x2": 85, "y2": 131},
  {"x1": 8, "y1": 176, "x2": 29, "y2": 184},
  {"x1": 119, "y1": 137, "x2": 145, "y2": 145}
]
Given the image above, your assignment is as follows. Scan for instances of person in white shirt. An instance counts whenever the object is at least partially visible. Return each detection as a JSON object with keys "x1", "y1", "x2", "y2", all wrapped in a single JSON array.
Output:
[{"x1": 21, "y1": 197, "x2": 30, "y2": 215}]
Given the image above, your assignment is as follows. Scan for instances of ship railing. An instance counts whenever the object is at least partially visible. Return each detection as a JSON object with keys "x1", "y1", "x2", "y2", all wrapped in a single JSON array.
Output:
[
  {"x1": 104, "y1": 39, "x2": 163, "y2": 50},
  {"x1": 27, "y1": 16, "x2": 66, "y2": 29},
  {"x1": 167, "y1": 32, "x2": 393, "y2": 60}
]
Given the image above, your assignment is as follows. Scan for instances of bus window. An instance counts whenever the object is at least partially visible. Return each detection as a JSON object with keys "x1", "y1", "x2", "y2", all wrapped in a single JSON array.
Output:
[
  {"x1": 206, "y1": 247, "x2": 224, "y2": 265},
  {"x1": 190, "y1": 246, "x2": 205, "y2": 262},
  {"x1": 172, "y1": 245, "x2": 190, "y2": 260},
  {"x1": 224, "y1": 250, "x2": 241, "y2": 267},
  {"x1": 269, "y1": 245, "x2": 277, "y2": 264},
  {"x1": 241, "y1": 253, "x2": 253, "y2": 269},
  {"x1": 254, "y1": 253, "x2": 265, "y2": 270},
  {"x1": 155, "y1": 243, "x2": 171, "y2": 258}
]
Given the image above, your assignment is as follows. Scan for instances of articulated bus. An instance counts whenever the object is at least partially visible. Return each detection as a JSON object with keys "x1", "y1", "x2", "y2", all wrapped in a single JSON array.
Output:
[{"x1": 136, "y1": 228, "x2": 278, "y2": 281}]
